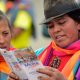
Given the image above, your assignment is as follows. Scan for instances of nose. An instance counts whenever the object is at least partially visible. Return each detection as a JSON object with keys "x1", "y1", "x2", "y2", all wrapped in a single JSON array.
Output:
[
  {"x1": 0, "y1": 35, "x2": 5, "y2": 44},
  {"x1": 53, "y1": 25, "x2": 61, "y2": 33}
]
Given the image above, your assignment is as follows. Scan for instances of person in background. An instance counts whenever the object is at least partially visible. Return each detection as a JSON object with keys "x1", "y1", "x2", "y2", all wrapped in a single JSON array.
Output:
[
  {"x1": 0, "y1": 0, "x2": 6, "y2": 13},
  {"x1": 7, "y1": 0, "x2": 80, "y2": 80},
  {"x1": 10, "y1": 0, "x2": 35, "y2": 49},
  {"x1": 0, "y1": 10, "x2": 15, "y2": 80}
]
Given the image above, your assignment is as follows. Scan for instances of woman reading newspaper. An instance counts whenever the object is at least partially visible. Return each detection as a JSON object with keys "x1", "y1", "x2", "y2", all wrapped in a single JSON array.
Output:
[
  {"x1": 0, "y1": 10, "x2": 15, "y2": 80},
  {"x1": 8, "y1": 0, "x2": 80, "y2": 80}
]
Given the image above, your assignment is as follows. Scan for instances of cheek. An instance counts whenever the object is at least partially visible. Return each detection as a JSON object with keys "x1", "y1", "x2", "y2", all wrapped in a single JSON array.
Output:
[
  {"x1": 7, "y1": 34, "x2": 12, "y2": 42},
  {"x1": 65, "y1": 21, "x2": 79, "y2": 36},
  {"x1": 48, "y1": 29, "x2": 53, "y2": 37},
  {"x1": 64, "y1": 28, "x2": 78, "y2": 39}
]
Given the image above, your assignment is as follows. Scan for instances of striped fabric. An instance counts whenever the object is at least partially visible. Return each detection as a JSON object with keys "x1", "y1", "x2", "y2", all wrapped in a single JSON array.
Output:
[{"x1": 38, "y1": 40, "x2": 80, "y2": 80}]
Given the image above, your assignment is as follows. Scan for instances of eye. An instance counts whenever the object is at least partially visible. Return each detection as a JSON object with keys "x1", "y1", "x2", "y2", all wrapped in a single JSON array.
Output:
[
  {"x1": 48, "y1": 25, "x2": 53, "y2": 29},
  {"x1": 47, "y1": 23, "x2": 54, "y2": 29},
  {"x1": 3, "y1": 32, "x2": 9, "y2": 36},
  {"x1": 57, "y1": 21, "x2": 66, "y2": 25}
]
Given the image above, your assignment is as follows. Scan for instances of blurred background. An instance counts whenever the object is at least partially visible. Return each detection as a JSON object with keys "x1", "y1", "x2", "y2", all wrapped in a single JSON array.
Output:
[{"x1": 0, "y1": 0, "x2": 51, "y2": 50}]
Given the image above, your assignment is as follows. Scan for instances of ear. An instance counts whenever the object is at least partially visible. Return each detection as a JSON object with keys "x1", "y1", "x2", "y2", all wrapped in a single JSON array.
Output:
[{"x1": 76, "y1": 23, "x2": 80, "y2": 30}]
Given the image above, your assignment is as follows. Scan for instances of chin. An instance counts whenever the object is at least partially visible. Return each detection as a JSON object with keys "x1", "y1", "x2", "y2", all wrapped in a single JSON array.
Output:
[{"x1": 56, "y1": 41, "x2": 70, "y2": 48}]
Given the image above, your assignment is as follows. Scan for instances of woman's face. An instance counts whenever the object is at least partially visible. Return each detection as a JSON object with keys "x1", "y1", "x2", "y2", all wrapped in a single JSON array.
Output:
[
  {"x1": 0, "y1": 19, "x2": 12, "y2": 50},
  {"x1": 47, "y1": 15, "x2": 80, "y2": 48}
]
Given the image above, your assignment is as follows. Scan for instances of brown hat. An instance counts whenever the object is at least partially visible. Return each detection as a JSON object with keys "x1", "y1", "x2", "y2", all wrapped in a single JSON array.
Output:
[{"x1": 43, "y1": 0, "x2": 80, "y2": 24}]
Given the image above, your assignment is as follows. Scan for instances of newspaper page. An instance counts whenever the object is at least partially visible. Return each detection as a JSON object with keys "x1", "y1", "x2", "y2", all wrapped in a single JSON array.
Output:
[{"x1": 0, "y1": 47, "x2": 45, "y2": 80}]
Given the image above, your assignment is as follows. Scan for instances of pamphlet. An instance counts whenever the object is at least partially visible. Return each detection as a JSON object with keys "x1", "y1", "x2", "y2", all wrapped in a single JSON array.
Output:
[{"x1": 0, "y1": 47, "x2": 45, "y2": 80}]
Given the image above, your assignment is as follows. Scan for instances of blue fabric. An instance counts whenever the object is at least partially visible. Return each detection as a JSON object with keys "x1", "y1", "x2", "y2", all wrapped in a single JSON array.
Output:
[
  {"x1": 35, "y1": 48, "x2": 44, "y2": 56},
  {"x1": 0, "y1": 72, "x2": 8, "y2": 80}
]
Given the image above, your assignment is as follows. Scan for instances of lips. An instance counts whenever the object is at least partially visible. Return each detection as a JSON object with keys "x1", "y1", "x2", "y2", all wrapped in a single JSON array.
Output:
[
  {"x1": 0, "y1": 46, "x2": 7, "y2": 49},
  {"x1": 55, "y1": 35, "x2": 65, "y2": 41}
]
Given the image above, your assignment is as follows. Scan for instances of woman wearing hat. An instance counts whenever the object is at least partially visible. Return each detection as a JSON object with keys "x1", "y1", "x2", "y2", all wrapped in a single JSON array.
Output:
[{"x1": 7, "y1": 0, "x2": 80, "y2": 80}]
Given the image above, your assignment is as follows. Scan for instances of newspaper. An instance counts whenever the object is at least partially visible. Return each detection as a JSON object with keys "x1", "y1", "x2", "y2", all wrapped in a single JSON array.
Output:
[{"x1": 0, "y1": 47, "x2": 45, "y2": 80}]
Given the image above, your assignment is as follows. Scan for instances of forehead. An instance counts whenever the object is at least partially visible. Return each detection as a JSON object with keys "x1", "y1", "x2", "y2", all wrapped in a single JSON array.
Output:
[
  {"x1": 0, "y1": 19, "x2": 9, "y2": 30},
  {"x1": 0, "y1": 18, "x2": 8, "y2": 24}
]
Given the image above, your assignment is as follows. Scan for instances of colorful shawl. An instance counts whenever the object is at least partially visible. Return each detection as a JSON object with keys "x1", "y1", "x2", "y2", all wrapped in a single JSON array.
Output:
[{"x1": 38, "y1": 40, "x2": 80, "y2": 80}]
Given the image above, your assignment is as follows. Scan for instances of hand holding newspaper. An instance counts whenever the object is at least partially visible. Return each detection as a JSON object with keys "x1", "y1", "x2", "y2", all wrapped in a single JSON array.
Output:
[{"x1": 0, "y1": 47, "x2": 46, "y2": 80}]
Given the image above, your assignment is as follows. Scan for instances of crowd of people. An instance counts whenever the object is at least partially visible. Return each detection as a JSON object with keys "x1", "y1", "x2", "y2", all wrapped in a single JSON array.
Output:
[{"x1": 0, "y1": 0, "x2": 80, "y2": 80}]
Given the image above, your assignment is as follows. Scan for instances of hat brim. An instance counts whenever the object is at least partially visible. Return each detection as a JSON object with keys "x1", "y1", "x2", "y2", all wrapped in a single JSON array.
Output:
[
  {"x1": 42, "y1": 7, "x2": 80, "y2": 24},
  {"x1": 42, "y1": 13, "x2": 67, "y2": 24}
]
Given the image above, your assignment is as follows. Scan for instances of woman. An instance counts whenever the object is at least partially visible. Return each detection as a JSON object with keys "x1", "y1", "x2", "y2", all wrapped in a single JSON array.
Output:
[
  {"x1": 8, "y1": 0, "x2": 80, "y2": 80},
  {"x1": 0, "y1": 10, "x2": 15, "y2": 80}
]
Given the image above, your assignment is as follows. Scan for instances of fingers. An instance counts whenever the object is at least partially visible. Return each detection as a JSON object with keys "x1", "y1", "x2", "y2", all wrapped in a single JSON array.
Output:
[
  {"x1": 7, "y1": 76, "x2": 15, "y2": 80},
  {"x1": 37, "y1": 69, "x2": 53, "y2": 76},
  {"x1": 37, "y1": 66, "x2": 57, "y2": 77},
  {"x1": 37, "y1": 68, "x2": 52, "y2": 76},
  {"x1": 38, "y1": 76, "x2": 52, "y2": 80},
  {"x1": 37, "y1": 66, "x2": 66, "y2": 80},
  {"x1": 7, "y1": 72, "x2": 19, "y2": 80},
  {"x1": 45, "y1": 66, "x2": 57, "y2": 72}
]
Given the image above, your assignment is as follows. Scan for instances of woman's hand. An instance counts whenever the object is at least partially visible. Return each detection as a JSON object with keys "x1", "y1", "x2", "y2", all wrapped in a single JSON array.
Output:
[
  {"x1": 37, "y1": 66, "x2": 67, "y2": 80},
  {"x1": 7, "y1": 72, "x2": 20, "y2": 80}
]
